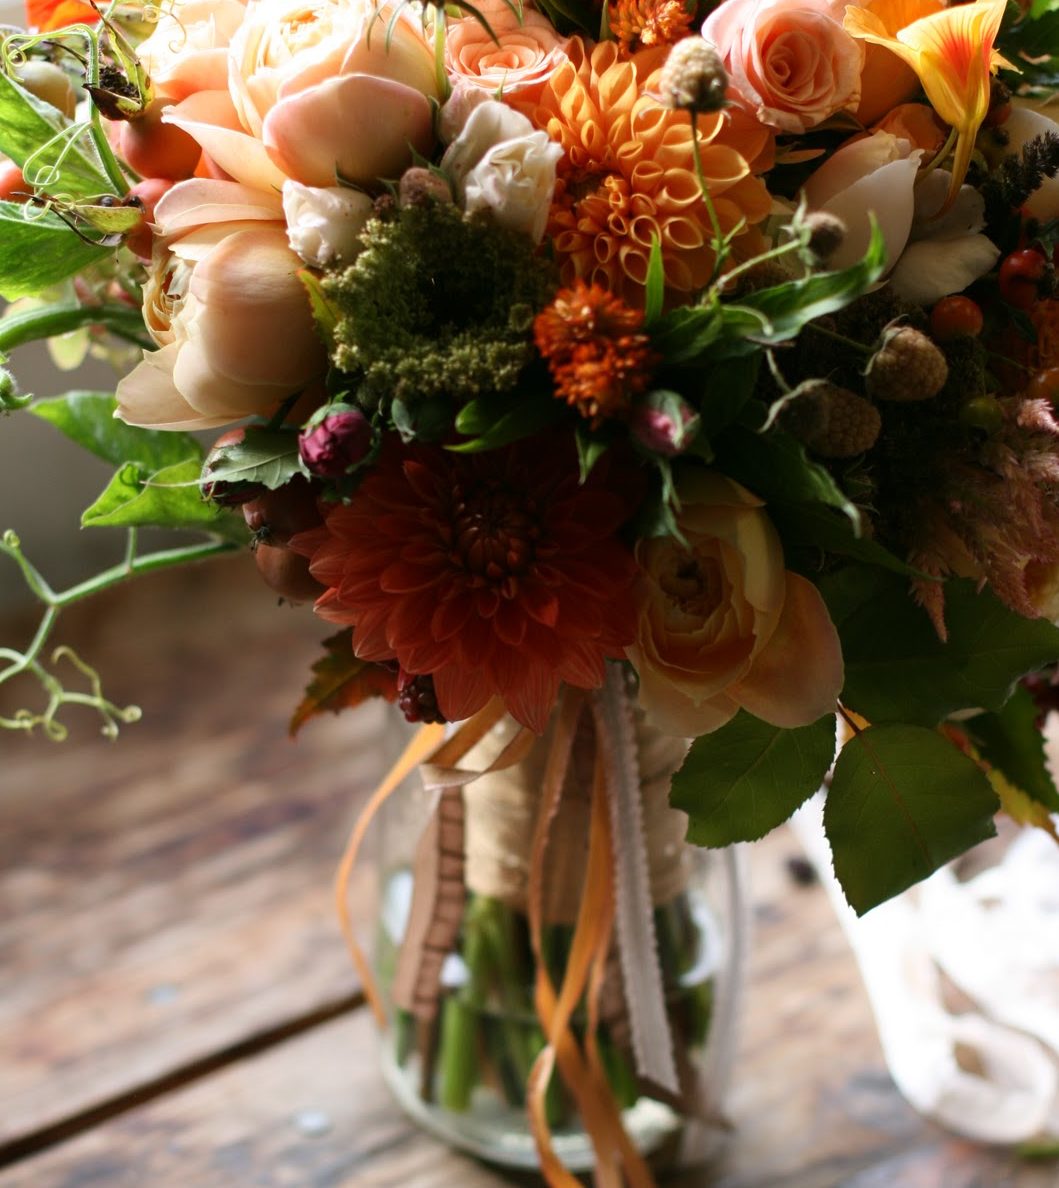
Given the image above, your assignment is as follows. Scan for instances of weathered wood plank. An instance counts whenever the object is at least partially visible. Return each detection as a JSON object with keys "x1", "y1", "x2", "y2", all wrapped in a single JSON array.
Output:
[{"x1": 0, "y1": 558, "x2": 391, "y2": 1151}]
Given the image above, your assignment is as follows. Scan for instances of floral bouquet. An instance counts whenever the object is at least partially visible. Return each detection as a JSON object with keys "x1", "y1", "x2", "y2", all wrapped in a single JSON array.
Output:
[{"x1": 4, "y1": 0, "x2": 1059, "y2": 1179}]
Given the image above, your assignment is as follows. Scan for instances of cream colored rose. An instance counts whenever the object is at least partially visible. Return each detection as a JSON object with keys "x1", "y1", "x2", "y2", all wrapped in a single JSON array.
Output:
[
  {"x1": 441, "y1": 101, "x2": 561, "y2": 242},
  {"x1": 116, "y1": 180, "x2": 325, "y2": 430},
  {"x1": 627, "y1": 470, "x2": 843, "y2": 736},
  {"x1": 164, "y1": 0, "x2": 439, "y2": 191},
  {"x1": 137, "y1": 0, "x2": 247, "y2": 101},
  {"x1": 445, "y1": 0, "x2": 569, "y2": 101},
  {"x1": 702, "y1": 0, "x2": 863, "y2": 132},
  {"x1": 281, "y1": 179, "x2": 373, "y2": 266}
]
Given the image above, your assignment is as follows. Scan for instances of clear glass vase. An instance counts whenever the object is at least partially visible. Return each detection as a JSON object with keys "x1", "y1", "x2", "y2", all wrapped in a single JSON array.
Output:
[{"x1": 373, "y1": 697, "x2": 750, "y2": 1176}]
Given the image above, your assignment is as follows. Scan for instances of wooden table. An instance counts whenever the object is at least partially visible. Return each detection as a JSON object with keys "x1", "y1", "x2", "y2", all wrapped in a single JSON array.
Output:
[{"x1": 1, "y1": 557, "x2": 1055, "y2": 1188}]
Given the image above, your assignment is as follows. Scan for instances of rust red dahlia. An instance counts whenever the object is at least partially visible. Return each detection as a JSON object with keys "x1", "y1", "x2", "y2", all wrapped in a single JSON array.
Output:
[{"x1": 291, "y1": 435, "x2": 642, "y2": 732}]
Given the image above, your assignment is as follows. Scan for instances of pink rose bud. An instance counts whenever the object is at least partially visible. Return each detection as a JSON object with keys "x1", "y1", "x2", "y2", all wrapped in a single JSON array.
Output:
[
  {"x1": 298, "y1": 407, "x2": 372, "y2": 478},
  {"x1": 630, "y1": 393, "x2": 699, "y2": 456}
]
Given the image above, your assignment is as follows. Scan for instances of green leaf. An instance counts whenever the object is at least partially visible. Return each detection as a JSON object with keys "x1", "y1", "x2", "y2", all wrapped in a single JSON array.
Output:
[
  {"x1": 965, "y1": 686, "x2": 1059, "y2": 811},
  {"x1": 449, "y1": 397, "x2": 562, "y2": 453},
  {"x1": 770, "y1": 501, "x2": 922, "y2": 577},
  {"x1": 0, "y1": 202, "x2": 110, "y2": 300},
  {"x1": 822, "y1": 566, "x2": 1059, "y2": 725},
  {"x1": 693, "y1": 354, "x2": 759, "y2": 439},
  {"x1": 826, "y1": 724, "x2": 999, "y2": 914},
  {"x1": 644, "y1": 236, "x2": 665, "y2": 328},
  {"x1": 575, "y1": 423, "x2": 609, "y2": 482},
  {"x1": 672, "y1": 712, "x2": 837, "y2": 845},
  {"x1": 201, "y1": 426, "x2": 308, "y2": 490},
  {"x1": 717, "y1": 425, "x2": 860, "y2": 526},
  {"x1": 31, "y1": 391, "x2": 200, "y2": 470},
  {"x1": 737, "y1": 221, "x2": 888, "y2": 343},
  {"x1": 82, "y1": 458, "x2": 247, "y2": 538},
  {"x1": 0, "y1": 72, "x2": 110, "y2": 198}
]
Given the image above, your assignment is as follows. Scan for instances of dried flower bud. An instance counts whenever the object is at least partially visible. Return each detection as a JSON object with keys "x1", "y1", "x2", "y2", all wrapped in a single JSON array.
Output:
[
  {"x1": 398, "y1": 167, "x2": 454, "y2": 208},
  {"x1": 630, "y1": 392, "x2": 699, "y2": 455},
  {"x1": 298, "y1": 406, "x2": 372, "y2": 478},
  {"x1": 659, "y1": 38, "x2": 728, "y2": 115},
  {"x1": 803, "y1": 212, "x2": 846, "y2": 262}
]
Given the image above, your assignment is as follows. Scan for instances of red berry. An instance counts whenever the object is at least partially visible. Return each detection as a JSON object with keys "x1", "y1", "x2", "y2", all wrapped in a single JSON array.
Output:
[
  {"x1": 999, "y1": 249, "x2": 1047, "y2": 310},
  {"x1": 254, "y1": 543, "x2": 326, "y2": 604},
  {"x1": 242, "y1": 476, "x2": 322, "y2": 546},
  {"x1": 118, "y1": 99, "x2": 201, "y2": 180},
  {"x1": 984, "y1": 101, "x2": 1012, "y2": 128},
  {"x1": 930, "y1": 296, "x2": 983, "y2": 341},
  {"x1": 1027, "y1": 368, "x2": 1059, "y2": 403},
  {"x1": 123, "y1": 177, "x2": 172, "y2": 260},
  {"x1": 0, "y1": 159, "x2": 28, "y2": 203}
]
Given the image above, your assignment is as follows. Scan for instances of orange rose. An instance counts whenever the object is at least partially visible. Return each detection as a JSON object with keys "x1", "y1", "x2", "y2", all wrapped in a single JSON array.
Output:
[
  {"x1": 445, "y1": 0, "x2": 570, "y2": 102},
  {"x1": 702, "y1": 0, "x2": 863, "y2": 133},
  {"x1": 872, "y1": 102, "x2": 947, "y2": 154},
  {"x1": 627, "y1": 470, "x2": 843, "y2": 736}
]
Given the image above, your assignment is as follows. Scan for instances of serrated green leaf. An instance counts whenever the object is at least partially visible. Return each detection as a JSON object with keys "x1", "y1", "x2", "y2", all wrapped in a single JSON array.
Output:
[
  {"x1": 826, "y1": 724, "x2": 998, "y2": 914},
  {"x1": 31, "y1": 391, "x2": 200, "y2": 470},
  {"x1": 82, "y1": 458, "x2": 246, "y2": 538},
  {"x1": 717, "y1": 424, "x2": 860, "y2": 526},
  {"x1": 965, "y1": 686, "x2": 1059, "y2": 811},
  {"x1": 0, "y1": 202, "x2": 110, "y2": 300},
  {"x1": 203, "y1": 426, "x2": 308, "y2": 490},
  {"x1": 672, "y1": 711, "x2": 836, "y2": 845},
  {"x1": 0, "y1": 72, "x2": 111, "y2": 198},
  {"x1": 822, "y1": 567, "x2": 1059, "y2": 725}
]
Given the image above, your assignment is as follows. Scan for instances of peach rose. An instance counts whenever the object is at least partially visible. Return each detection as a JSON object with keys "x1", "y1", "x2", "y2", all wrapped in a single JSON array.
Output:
[
  {"x1": 627, "y1": 470, "x2": 843, "y2": 736},
  {"x1": 445, "y1": 0, "x2": 569, "y2": 101},
  {"x1": 163, "y1": 0, "x2": 439, "y2": 191},
  {"x1": 137, "y1": 0, "x2": 247, "y2": 101},
  {"x1": 872, "y1": 103, "x2": 947, "y2": 155},
  {"x1": 702, "y1": 0, "x2": 863, "y2": 133},
  {"x1": 115, "y1": 180, "x2": 325, "y2": 430}
]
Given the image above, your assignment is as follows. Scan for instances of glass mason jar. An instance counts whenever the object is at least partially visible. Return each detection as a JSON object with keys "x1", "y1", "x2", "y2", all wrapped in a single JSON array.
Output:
[{"x1": 373, "y1": 695, "x2": 750, "y2": 1176}]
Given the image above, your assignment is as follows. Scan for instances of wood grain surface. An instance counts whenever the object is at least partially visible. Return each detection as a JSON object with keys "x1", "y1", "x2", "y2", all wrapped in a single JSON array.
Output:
[{"x1": 1, "y1": 557, "x2": 1056, "y2": 1186}]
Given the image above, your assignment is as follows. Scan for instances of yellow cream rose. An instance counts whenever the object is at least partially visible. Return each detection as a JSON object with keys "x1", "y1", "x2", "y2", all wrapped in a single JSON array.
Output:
[{"x1": 627, "y1": 470, "x2": 843, "y2": 736}]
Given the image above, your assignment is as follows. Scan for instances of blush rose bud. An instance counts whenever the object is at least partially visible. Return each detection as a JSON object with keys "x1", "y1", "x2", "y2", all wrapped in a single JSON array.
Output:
[
  {"x1": 298, "y1": 406, "x2": 373, "y2": 478},
  {"x1": 659, "y1": 39, "x2": 728, "y2": 115},
  {"x1": 630, "y1": 391, "x2": 700, "y2": 456}
]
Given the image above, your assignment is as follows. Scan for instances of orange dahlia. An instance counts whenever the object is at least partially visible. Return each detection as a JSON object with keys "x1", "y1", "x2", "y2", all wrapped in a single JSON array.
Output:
[
  {"x1": 534, "y1": 280, "x2": 656, "y2": 425},
  {"x1": 515, "y1": 39, "x2": 773, "y2": 302},
  {"x1": 609, "y1": 0, "x2": 693, "y2": 56},
  {"x1": 291, "y1": 436, "x2": 642, "y2": 733}
]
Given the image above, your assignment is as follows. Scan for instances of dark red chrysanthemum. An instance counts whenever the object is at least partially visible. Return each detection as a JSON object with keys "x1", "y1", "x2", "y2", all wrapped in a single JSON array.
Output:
[{"x1": 291, "y1": 435, "x2": 642, "y2": 732}]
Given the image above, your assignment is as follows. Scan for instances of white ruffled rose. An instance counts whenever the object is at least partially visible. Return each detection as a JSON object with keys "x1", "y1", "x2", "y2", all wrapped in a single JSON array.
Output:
[
  {"x1": 803, "y1": 130, "x2": 998, "y2": 303},
  {"x1": 441, "y1": 101, "x2": 561, "y2": 243},
  {"x1": 282, "y1": 180, "x2": 373, "y2": 268}
]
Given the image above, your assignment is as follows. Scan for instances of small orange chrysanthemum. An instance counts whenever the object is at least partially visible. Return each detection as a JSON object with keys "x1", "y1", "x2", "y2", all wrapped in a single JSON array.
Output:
[
  {"x1": 514, "y1": 39, "x2": 773, "y2": 303},
  {"x1": 609, "y1": 0, "x2": 692, "y2": 56},
  {"x1": 534, "y1": 280, "x2": 655, "y2": 425}
]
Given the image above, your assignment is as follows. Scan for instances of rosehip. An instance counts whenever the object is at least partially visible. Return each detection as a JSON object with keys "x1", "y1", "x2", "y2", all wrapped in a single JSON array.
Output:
[
  {"x1": 0, "y1": 159, "x2": 29, "y2": 203},
  {"x1": 1027, "y1": 368, "x2": 1059, "y2": 404},
  {"x1": 122, "y1": 177, "x2": 172, "y2": 260},
  {"x1": 16, "y1": 62, "x2": 76, "y2": 118},
  {"x1": 983, "y1": 101, "x2": 1011, "y2": 128},
  {"x1": 254, "y1": 544, "x2": 326, "y2": 603},
  {"x1": 999, "y1": 249, "x2": 1047, "y2": 310},
  {"x1": 242, "y1": 476, "x2": 322, "y2": 546},
  {"x1": 118, "y1": 100, "x2": 201, "y2": 180},
  {"x1": 930, "y1": 296, "x2": 984, "y2": 341}
]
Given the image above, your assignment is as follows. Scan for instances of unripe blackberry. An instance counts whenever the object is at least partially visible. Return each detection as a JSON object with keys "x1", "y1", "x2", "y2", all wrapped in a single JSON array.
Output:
[
  {"x1": 397, "y1": 671, "x2": 447, "y2": 724},
  {"x1": 865, "y1": 326, "x2": 948, "y2": 402},
  {"x1": 783, "y1": 380, "x2": 881, "y2": 458}
]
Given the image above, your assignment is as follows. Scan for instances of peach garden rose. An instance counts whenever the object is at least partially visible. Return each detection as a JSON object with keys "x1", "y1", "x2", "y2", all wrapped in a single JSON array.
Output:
[
  {"x1": 702, "y1": 0, "x2": 863, "y2": 133},
  {"x1": 626, "y1": 470, "x2": 843, "y2": 736},
  {"x1": 445, "y1": 0, "x2": 570, "y2": 102},
  {"x1": 116, "y1": 180, "x2": 326, "y2": 430},
  {"x1": 163, "y1": 0, "x2": 440, "y2": 192}
]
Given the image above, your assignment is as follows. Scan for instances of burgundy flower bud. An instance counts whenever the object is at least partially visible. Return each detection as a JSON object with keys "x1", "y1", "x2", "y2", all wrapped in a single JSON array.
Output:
[
  {"x1": 630, "y1": 392, "x2": 699, "y2": 456},
  {"x1": 298, "y1": 407, "x2": 372, "y2": 478}
]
